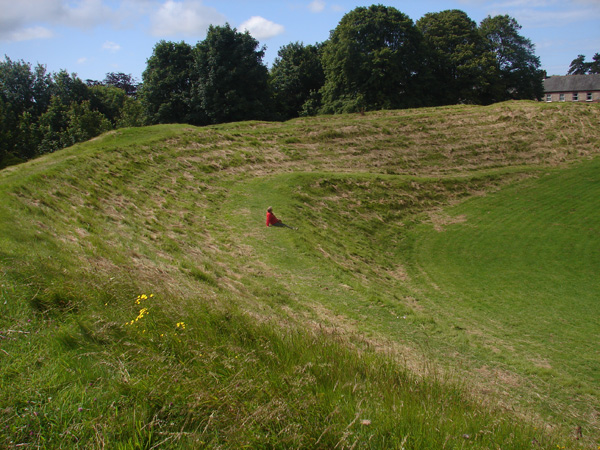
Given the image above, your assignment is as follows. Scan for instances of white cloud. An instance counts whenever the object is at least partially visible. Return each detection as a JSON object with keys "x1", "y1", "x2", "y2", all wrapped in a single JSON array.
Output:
[
  {"x1": 574, "y1": 0, "x2": 600, "y2": 6},
  {"x1": 3, "y1": 26, "x2": 55, "y2": 42},
  {"x1": 480, "y1": 0, "x2": 600, "y2": 29},
  {"x1": 511, "y1": 7, "x2": 599, "y2": 27},
  {"x1": 0, "y1": 0, "x2": 119, "y2": 41},
  {"x1": 102, "y1": 41, "x2": 121, "y2": 52},
  {"x1": 308, "y1": 0, "x2": 326, "y2": 13},
  {"x1": 0, "y1": 1, "x2": 57, "y2": 41},
  {"x1": 150, "y1": 0, "x2": 226, "y2": 37},
  {"x1": 77, "y1": 57, "x2": 88, "y2": 64},
  {"x1": 240, "y1": 16, "x2": 285, "y2": 40},
  {"x1": 64, "y1": 0, "x2": 117, "y2": 28}
]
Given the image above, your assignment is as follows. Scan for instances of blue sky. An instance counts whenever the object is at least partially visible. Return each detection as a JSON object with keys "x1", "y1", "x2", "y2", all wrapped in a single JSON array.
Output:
[{"x1": 1, "y1": 0, "x2": 599, "y2": 83}]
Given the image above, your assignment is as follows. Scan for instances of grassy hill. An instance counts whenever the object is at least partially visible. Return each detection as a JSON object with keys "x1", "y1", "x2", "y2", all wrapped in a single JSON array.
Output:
[{"x1": 1, "y1": 101, "x2": 599, "y2": 449}]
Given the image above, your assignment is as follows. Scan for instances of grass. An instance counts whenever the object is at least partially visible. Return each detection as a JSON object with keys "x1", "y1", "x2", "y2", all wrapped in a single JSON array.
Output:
[
  {"x1": 409, "y1": 158, "x2": 600, "y2": 431},
  {"x1": 1, "y1": 101, "x2": 600, "y2": 448}
]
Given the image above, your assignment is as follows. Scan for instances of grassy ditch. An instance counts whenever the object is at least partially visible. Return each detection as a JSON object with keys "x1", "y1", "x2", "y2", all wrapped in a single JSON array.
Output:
[{"x1": 1, "y1": 101, "x2": 599, "y2": 448}]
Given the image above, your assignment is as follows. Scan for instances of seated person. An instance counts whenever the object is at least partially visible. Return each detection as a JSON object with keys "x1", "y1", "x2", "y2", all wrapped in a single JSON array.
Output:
[{"x1": 266, "y1": 206, "x2": 296, "y2": 229}]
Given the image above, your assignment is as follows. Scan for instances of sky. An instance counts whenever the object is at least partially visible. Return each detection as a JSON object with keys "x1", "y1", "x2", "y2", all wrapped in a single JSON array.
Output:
[{"x1": 1, "y1": 0, "x2": 599, "y2": 84}]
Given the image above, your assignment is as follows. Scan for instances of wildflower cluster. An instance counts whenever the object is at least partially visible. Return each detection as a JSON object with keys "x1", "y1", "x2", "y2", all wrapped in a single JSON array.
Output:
[
  {"x1": 135, "y1": 293, "x2": 153, "y2": 305},
  {"x1": 123, "y1": 294, "x2": 188, "y2": 342},
  {"x1": 125, "y1": 294, "x2": 153, "y2": 329}
]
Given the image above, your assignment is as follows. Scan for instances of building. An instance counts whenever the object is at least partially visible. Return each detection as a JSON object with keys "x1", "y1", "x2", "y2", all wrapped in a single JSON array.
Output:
[{"x1": 543, "y1": 74, "x2": 600, "y2": 103}]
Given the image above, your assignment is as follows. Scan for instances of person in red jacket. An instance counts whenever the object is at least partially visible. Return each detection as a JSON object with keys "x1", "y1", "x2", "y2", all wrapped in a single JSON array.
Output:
[{"x1": 266, "y1": 206, "x2": 296, "y2": 229}]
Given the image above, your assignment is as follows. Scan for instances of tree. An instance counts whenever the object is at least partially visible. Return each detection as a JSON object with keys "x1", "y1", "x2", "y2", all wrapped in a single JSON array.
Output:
[
  {"x1": 0, "y1": 57, "x2": 53, "y2": 163},
  {"x1": 417, "y1": 10, "x2": 499, "y2": 105},
  {"x1": 320, "y1": 5, "x2": 424, "y2": 114},
  {"x1": 90, "y1": 74, "x2": 144, "y2": 128},
  {"x1": 34, "y1": 71, "x2": 118, "y2": 154},
  {"x1": 103, "y1": 72, "x2": 138, "y2": 97},
  {"x1": 85, "y1": 79, "x2": 103, "y2": 87},
  {"x1": 567, "y1": 53, "x2": 600, "y2": 75},
  {"x1": 63, "y1": 100, "x2": 112, "y2": 146},
  {"x1": 590, "y1": 53, "x2": 600, "y2": 74},
  {"x1": 141, "y1": 41, "x2": 194, "y2": 124},
  {"x1": 1, "y1": 56, "x2": 143, "y2": 166},
  {"x1": 89, "y1": 84, "x2": 127, "y2": 125},
  {"x1": 568, "y1": 55, "x2": 589, "y2": 75},
  {"x1": 269, "y1": 42, "x2": 325, "y2": 120},
  {"x1": 37, "y1": 96, "x2": 70, "y2": 154},
  {"x1": 191, "y1": 24, "x2": 271, "y2": 125},
  {"x1": 116, "y1": 96, "x2": 146, "y2": 128},
  {"x1": 0, "y1": 57, "x2": 53, "y2": 117},
  {"x1": 37, "y1": 96, "x2": 113, "y2": 153},
  {"x1": 51, "y1": 70, "x2": 89, "y2": 105},
  {"x1": 479, "y1": 15, "x2": 543, "y2": 100}
]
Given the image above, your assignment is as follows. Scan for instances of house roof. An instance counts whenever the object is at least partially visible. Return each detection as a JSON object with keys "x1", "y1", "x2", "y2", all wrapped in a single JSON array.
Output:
[{"x1": 543, "y1": 74, "x2": 600, "y2": 93}]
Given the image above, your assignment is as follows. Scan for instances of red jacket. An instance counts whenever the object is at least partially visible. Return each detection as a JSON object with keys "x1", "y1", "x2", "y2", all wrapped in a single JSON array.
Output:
[{"x1": 266, "y1": 211, "x2": 280, "y2": 226}]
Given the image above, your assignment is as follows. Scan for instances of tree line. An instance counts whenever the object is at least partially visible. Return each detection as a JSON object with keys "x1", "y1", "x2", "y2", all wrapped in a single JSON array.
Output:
[
  {"x1": 567, "y1": 53, "x2": 600, "y2": 75},
  {"x1": 0, "y1": 64, "x2": 144, "y2": 168},
  {"x1": 1, "y1": 5, "x2": 545, "y2": 168}
]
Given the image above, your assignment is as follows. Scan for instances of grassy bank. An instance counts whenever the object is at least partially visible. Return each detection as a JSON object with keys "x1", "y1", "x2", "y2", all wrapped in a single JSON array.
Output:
[{"x1": 1, "y1": 101, "x2": 599, "y2": 448}]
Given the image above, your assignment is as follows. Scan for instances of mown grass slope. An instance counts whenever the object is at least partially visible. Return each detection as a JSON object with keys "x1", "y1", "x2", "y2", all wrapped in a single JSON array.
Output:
[
  {"x1": 1, "y1": 101, "x2": 599, "y2": 449},
  {"x1": 411, "y1": 158, "x2": 600, "y2": 431}
]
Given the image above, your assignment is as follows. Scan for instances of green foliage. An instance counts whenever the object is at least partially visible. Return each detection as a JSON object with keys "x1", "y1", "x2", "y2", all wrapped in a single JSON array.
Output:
[
  {"x1": 36, "y1": 98, "x2": 110, "y2": 153},
  {"x1": 320, "y1": 5, "x2": 424, "y2": 113},
  {"x1": 140, "y1": 29, "x2": 271, "y2": 127},
  {"x1": 116, "y1": 96, "x2": 147, "y2": 128},
  {"x1": 479, "y1": 14, "x2": 544, "y2": 100},
  {"x1": 568, "y1": 52, "x2": 600, "y2": 75},
  {"x1": 51, "y1": 70, "x2": 89, "y2": 105},
  {"x1": 103, "y1": 72, "x2": 138, "y2": 97},
  {"x1": 0, "y1": 57, "x2": 52, "y2": 161},
  {"x1": 89, "y1": 84, "x2": 127, "y2": 125},
  {"x1": 191, "y1": 24, "x2": 271, "y2": 125},
  {"x1": 1, "y1": 58, "x2": 144, "y2": 165},
  {"x1": 269, "y1": 42, "x2": 325, "y2": 119},
  {"x1": 37, "y1": 96, "x2": 70, "y2": 153},
  {"x1": 140, "y1": 40, "x2": 194, "y2": 124},
  {"x1": 568, "y1": 54, "x2": 589, "y2": 75},
  {"x1": 591, "y1": 52, "x2": 600, "y2": 74},
  {"x1": 417, "y1": 9, "x2": 499, "y2": 105},
  {"x1": 64, "y1": 101, "x2": 112, "y2": 144}
]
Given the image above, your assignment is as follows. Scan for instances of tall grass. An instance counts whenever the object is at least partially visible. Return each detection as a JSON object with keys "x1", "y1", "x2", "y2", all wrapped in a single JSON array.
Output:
[{"x1": 1, "y1": 289, "x2": 549, "y2": 449}]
